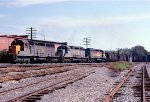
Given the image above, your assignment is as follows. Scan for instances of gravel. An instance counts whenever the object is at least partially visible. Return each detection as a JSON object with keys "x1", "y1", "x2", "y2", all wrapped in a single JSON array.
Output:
[
  {"x1": 111, "y1": 64, "x2": 144, "y2": 102},
  {"x1": 38, "y1": 66, "x2": 128, "y2": 102},
  {"x1": 0, "y1": 66, "x2": 97, "y2": 102},
  {"x1": 0, "y1": 65, "x2": 76, "y2": 86},
  {"x1": 0, "y1": 63, "x2": 143, "y2": 102}
]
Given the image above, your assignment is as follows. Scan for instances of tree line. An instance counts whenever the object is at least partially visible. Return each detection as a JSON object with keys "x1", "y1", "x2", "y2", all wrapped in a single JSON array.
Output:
[{"x1": 118, "y1": 45, "x2": 148, "y2": 61}]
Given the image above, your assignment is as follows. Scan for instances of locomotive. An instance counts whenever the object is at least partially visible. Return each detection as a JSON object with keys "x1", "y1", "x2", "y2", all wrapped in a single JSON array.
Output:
[
  {"x1": 56, "y1": 45, "x2": 106, "y2": 63},
  {"x1": 8, "y1": 39, "x2": 67, "y2": 63},
  {"x1": 56, "y1": 45, "x2": 87, "y2": 63},
  {"x1": 8, "y1": 39, "x2": 107, "y2": 63}
]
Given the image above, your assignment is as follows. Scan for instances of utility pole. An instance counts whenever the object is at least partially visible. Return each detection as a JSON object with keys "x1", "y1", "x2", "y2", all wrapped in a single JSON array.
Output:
[
  {"x1": 26, "y1": 27, "x2": 37, "y2": 40},
  {"x1": 43, "y1": 34, "x2": 45, "y2": 41},
  {"x1": 83, "y1": 37, "x2": 91, "y2": 48}
]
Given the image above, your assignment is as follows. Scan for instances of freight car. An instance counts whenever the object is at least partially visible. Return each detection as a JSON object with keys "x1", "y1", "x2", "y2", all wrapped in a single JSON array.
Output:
[
  {"x1": 119, "y1": 54, "x2": 129, "y2": 61},
  {"x1": 132, "y1": 55, "x2": 146, "y2": 62},
  {"x1": 105, "y1": 51, "x2": 130, "y2": 62},
  {"x1": 8, "y1": 39, "x2": 67, "y2": 63},
  {"x1": 105, "y1": 51, "x2": 118, "y2": 61}
]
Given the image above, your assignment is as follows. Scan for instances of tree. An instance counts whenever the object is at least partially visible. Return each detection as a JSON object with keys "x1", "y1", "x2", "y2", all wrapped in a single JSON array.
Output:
[
  {"x1": 131, "y1": 45, "x2": 147, "y2": 56},
  {"x1": 131, "y1": 45, "x2": 147, "y2": 61}
]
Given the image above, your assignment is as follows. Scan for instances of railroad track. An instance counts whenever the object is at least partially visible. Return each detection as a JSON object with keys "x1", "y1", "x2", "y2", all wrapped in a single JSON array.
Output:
[
  {"x1": 141, "y1": 66, "x2": 150, "y2": 102},
  {"x1": 0, "y1": 63, "x2": 104, "y2": 83},
  {"x1": 0, "y1": 64, "x2": 73, "y2": 73},
  {"x1": 104, "y1": 64, "x2": 150, "y2": 102},
  {"x1": 0, "y1": 66, "x2": 76, "y2": 83},
  {"x1": 0, "y1": 67, "x2": 97, "y2": 102},
  {"x1": 0, "y1": 63, "x2": 104, "y2": 73}
]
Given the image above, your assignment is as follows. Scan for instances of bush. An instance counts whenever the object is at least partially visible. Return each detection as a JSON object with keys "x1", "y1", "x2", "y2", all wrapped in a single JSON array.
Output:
[
  {"x1": 110, "y1": 61, "x2": 133, "y2": 71},
  {"x1": 0, "y1": 50, "x2": 8, "y2": 62},
  {"x1": 0, "y1": 50, "x2": 7, "y2": 56}
]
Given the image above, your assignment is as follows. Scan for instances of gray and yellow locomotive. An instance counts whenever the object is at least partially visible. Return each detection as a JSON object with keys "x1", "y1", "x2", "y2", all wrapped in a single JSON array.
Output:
[
  {"x1": 9, "y1": 39, "x2": 67, "y2": 63},
  {"x1": 8, "y1": 39, "x2": 107, "y2": 63}
]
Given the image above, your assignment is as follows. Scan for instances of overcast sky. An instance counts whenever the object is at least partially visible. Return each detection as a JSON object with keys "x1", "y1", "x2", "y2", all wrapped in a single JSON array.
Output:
[{"x1": 0, "y1": 0, "x2": 150, "y2": 50}]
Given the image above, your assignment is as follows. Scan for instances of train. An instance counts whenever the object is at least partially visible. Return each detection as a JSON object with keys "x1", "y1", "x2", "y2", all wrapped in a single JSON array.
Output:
[{"x1": 7, "y1": 39, "x2": 129, "y2": 63}]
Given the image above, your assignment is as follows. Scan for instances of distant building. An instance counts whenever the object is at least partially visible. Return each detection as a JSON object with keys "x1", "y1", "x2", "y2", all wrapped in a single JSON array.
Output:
[
  {"x1": 0, "y1": 35, "x2": 28, "y2": 51},
  {"x1": 0, "y1": 35, "x2": 67, "y2": 52}
]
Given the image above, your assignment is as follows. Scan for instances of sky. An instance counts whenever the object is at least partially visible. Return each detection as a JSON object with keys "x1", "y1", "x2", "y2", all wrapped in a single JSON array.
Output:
[{"x1": 0, "y1": 0, "x2": 150, "y2": 51}]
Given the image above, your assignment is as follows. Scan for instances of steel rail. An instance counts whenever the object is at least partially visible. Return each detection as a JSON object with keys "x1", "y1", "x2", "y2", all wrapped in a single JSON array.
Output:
[
  {"x1": 104, "y1": 69, "x2": 134, "y2": 102},
  {"x1": 0, "y1": 65, "x2": 77, "y2": 83},
  {"x1": 141, "y1": 66, "x2": 146, "y2": 102}
]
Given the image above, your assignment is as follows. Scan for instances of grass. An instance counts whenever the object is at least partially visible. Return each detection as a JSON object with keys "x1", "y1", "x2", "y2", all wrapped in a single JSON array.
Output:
[{"x1": 110, "y1": 61, "x2": 133, "y2": 71}]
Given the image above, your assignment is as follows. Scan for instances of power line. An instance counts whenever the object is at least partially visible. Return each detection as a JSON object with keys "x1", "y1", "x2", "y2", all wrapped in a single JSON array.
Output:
[
  {"x1": 26, "y1": 27, "x2": 37, "y2": 40},
  {"x1": 83, "y1": 37, "x2": 91, "y2": 48}
]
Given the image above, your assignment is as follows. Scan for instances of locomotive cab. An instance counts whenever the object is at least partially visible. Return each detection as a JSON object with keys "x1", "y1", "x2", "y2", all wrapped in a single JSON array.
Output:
[
  {"x1": 9, "y1": 45, "x2": 21, "y2": 55},
  {"x1": 9, "y1": 39, "x2": 24, "y2": 55},
  {"x1": 85, "y1": 48, "x2": 107, "y2": 62},
  {"x1": 56, "y1": 45, "x2": 72, "y2": 57},
  {"x1": 9, "y1": 39, "x2": 30, "y2": 63},
  {"x1": 56, "y1": 45, "x2": 71, "y2": 62}
]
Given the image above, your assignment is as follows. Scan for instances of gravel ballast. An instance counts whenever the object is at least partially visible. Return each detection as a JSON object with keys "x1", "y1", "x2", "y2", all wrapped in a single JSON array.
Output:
[
  {"x1": 0, "y1": 63, "x2": 143, "y2": 102},
  {"x1": 0, "y1": 66, "x2": 97, "y2": 102},
  {"x1": 111, "y1": 64, "x2": 144, "y2": 102},
  {"x1": 38, "y1": 66, "x2": 129, "y2": 102}
]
